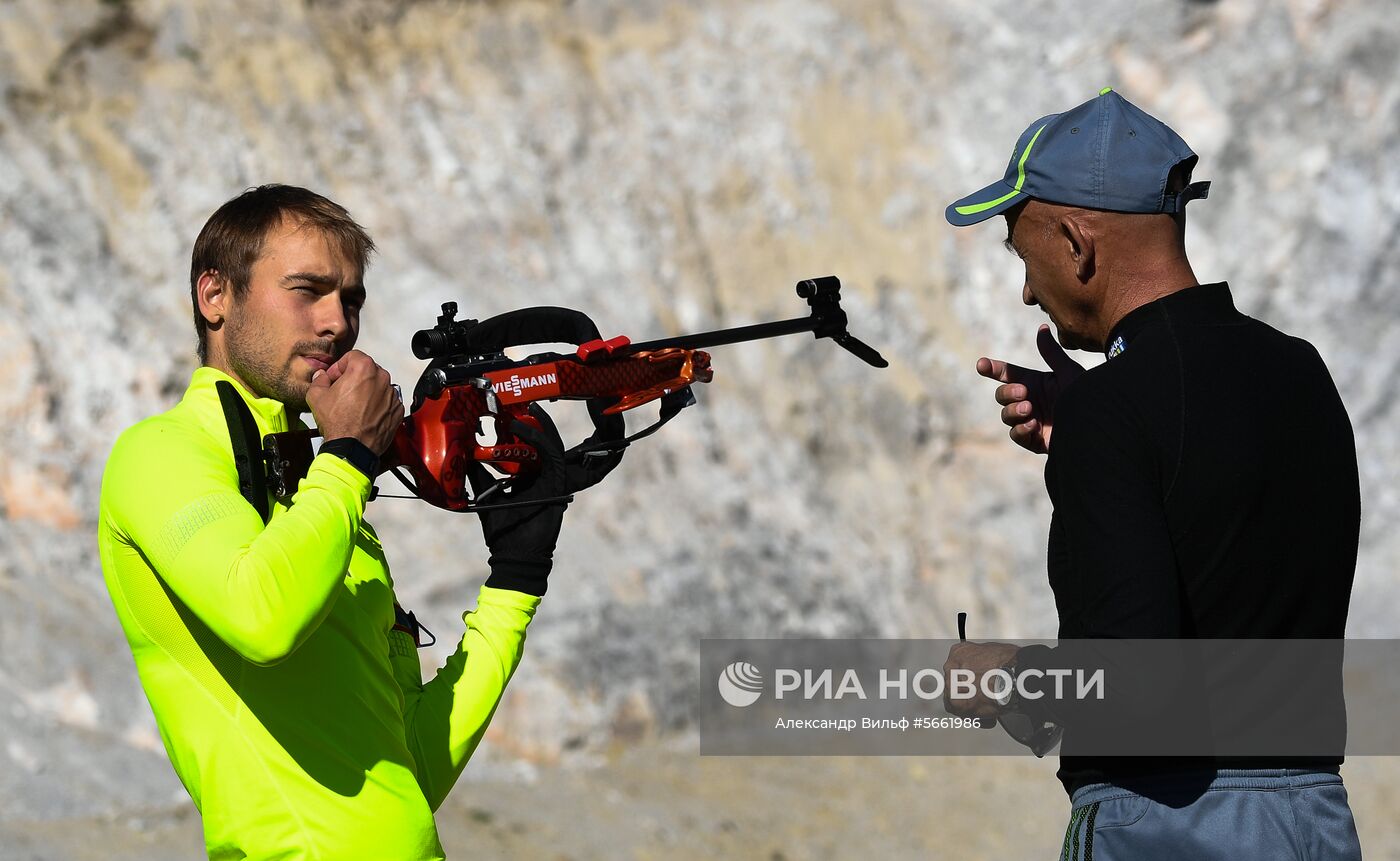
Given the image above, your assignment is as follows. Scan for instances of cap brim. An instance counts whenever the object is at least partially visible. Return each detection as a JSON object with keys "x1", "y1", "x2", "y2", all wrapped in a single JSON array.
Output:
[{"x1": 945, "y1": 180, "x2": 1028, "y2": 227}]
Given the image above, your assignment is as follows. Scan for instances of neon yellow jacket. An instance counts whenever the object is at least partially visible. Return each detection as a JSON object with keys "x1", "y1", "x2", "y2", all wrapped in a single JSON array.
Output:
[{"x1": 97, "y1": 366, "x2": 539, "y2": 860}]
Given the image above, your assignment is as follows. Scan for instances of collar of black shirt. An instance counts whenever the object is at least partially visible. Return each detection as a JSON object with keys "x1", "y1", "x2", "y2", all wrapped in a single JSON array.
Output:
[{"x1": 1104, "y1": 282, "x2": 1239, "y2": 359}]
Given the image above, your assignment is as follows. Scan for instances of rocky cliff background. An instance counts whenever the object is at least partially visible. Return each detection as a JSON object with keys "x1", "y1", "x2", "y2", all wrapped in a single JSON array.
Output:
[{"x1": 2, "y1": 0, "x2": 1398, "y2": 857}]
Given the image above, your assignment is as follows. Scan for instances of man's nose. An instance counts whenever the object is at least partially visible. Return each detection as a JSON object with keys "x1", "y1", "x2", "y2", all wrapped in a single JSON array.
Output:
[
  {"x1": 1022, "y1": 280, "x2": 1037, "y2": 306},
  {"x1": 316, "y1": 295, "x2": 351, "y2": 341}
]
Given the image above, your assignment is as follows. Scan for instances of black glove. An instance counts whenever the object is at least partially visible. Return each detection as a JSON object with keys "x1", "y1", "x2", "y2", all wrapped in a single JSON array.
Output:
[
  {"x1": 566, "y1": 396, "x2": 626, "y2": 492},
  {"x1": 472, "y1": 402, "x2": 627, "y2": 597},
  {"x1": 472, "y1": 407, "x2": 569, "y2": 597}
]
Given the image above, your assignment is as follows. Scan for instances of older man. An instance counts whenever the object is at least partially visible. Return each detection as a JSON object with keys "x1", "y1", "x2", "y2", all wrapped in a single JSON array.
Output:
[
  {"x1": 97, "y1": 185, "x2": 612, "y2": 859},
  {"x1": 943, "y1": 90, "x2": 1362, "y2": 859}
]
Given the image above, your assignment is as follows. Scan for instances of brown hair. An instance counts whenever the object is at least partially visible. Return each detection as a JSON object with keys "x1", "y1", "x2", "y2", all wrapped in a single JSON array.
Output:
[{"x1": 189, "y1": 185, "x2": 375, "y2": 363}]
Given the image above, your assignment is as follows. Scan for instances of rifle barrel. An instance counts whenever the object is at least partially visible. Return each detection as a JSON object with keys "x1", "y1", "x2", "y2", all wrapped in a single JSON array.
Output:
[{"x1": 621, "y1": 316, "x2": 815, "y2": 354}]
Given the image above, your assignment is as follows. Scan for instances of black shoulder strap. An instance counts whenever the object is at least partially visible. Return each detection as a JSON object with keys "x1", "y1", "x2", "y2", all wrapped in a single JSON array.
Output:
[{"x1": 216, "y1": 380, "x2": 270, "y2": 524}]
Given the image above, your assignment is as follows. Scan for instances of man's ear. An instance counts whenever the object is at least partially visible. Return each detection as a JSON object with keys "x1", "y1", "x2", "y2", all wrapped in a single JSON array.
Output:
[
  {"x1": 196, "y1": 269, "x2": 230, "y2": 326},
  {"x1": 1059, "y1": 214, "x2": 1095, "y2": 282}
]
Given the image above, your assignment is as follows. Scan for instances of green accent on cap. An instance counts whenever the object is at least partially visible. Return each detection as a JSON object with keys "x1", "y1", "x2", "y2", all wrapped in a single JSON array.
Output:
[
  {"x1": 1099, "y1": 86, "x2": 1113, "y2": 95},
  {"x1": 953, "y1": 123, "x2": 1047, "y2": 216}
]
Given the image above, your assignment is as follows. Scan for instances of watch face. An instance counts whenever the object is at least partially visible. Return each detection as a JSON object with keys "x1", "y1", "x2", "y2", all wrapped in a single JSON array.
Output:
[{"x1": 995, "y1": 666, "x2": 1017, "y2": 707}]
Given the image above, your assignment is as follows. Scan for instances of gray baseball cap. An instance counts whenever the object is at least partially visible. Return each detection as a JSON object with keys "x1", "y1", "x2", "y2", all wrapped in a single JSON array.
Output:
[{"x1": 945, "y1": 88, "x2": 1211, "y2": 226}]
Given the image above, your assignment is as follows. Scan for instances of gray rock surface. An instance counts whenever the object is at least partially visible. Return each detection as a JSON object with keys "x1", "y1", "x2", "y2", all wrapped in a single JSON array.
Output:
[{"x1": 1, "y1": 0, "x2": 1397, "y2": 850}]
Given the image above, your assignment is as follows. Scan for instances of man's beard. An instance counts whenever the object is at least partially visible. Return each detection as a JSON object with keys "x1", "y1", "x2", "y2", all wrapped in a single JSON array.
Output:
[{"x1": 225, "y1": 315, "x2": 311, "y2": 414}]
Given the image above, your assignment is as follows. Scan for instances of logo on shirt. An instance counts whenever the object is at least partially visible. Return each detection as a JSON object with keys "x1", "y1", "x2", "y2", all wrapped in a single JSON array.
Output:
[{"x1": 1107, "y1": 335, "x2": 1127, "y2": 359}]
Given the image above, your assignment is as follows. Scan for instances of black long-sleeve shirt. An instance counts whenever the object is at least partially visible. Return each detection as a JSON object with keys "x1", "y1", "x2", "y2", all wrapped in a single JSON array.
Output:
[{"x1": 1017, "y1": 282, "x2": 1360, "y2": 793}]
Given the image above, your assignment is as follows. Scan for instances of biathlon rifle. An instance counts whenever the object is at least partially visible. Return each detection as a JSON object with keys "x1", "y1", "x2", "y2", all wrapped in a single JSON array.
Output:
[{"x1": 259, "y1": 276, "x2": 886, "y2": 513}]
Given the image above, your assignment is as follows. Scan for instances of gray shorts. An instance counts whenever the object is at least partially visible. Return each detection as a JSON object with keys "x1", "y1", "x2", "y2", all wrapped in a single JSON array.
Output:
[{"x1": 1059, "y1": 768, "x2": 1361, "y2": 861}]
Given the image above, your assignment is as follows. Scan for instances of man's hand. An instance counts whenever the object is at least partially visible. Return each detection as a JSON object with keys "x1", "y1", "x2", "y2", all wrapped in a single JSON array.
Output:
[
  {"x1": 943, "y1": 640, "x2": 1021, "y2": 720},
  {"x1": 305, "y1": 350, "x2": 403, "y2": 456},
  {"x1": 471, "y1": 406, "x2": 572, "y2": 597},
  {"x1": 976, "y1": 324, "x2": 1084, "y2": 454}
]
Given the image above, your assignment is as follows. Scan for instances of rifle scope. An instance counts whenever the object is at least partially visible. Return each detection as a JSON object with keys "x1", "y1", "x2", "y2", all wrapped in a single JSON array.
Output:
[{"x1": 411, "y1": 302, "x2": 479, "y2": 360}]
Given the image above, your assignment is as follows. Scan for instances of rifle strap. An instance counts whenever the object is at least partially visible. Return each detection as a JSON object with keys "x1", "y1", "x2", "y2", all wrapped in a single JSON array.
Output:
[{"x1": 216, "y1": 380, "x2": 271, "y2": 525}]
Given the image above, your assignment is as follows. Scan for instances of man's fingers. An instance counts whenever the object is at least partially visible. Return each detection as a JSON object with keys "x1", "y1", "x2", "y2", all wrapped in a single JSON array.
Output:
[
  {"x1": 324, "y1": 352, "x2": 355, "y2": 383},
  {"x1": 525, "y1": 404, "x2": 562, "y2": 441},
  {"x1": 976, "y1": 357, "x2": 1008, "y2": 382},
  {"x1": 977, "y1": 356, "x2": 1036, "y2": 385},
  {"x1": 994, "y1": 383, "x2": 1028, "y2": 406},
  {"x1": 1036, "y1": 324, "x2": 1082, "y2": 376},
  {"x1": 1001, "y1": 401, "x2": 1033, "y2": 426},
  {"x1": 1010, "y1": 419, "x2": 1045, "y2": 453},
  {"x1": 1010, "y1": 419, "x2": 1037, "y2": 439},
  {"x1": 327, "y1": 349, "x2": 374, "y2": 384}
]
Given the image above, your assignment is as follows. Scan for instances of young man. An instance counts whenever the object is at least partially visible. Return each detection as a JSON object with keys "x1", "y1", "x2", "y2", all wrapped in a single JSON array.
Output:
[
  {"x1": 942, "y1": 91, "x2": 1362, "y2": 859},
  {"x1": 97, "y1": 185, "x2": 603, "y2": 859}
]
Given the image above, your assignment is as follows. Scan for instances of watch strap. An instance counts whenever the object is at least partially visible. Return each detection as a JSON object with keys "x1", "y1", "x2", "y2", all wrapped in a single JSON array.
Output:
[{"x1": 319, "y1": 437, "x2": 380, "y2": 480}]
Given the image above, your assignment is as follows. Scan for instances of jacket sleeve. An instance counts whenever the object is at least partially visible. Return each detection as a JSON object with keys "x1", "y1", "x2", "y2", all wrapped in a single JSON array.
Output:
[
  {"x1": 390, "y1": 585, "x2": 539, "y2": 811},
  {"x1": 1016, "y1": 378, "x2": 1185, "y2": 726},
  {"x1": 102, "y1": 420, "x2": 371, "y2": 665},
  {"x1": 1042, "y1": 379, "x2": 1182, "y2": 638}
]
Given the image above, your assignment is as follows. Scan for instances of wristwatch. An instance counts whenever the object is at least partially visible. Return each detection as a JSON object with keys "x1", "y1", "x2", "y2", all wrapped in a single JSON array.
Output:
[
  {"x1": 994, "y1": 656, "x2": 1020, "y2": 709},
  {"x1": 319, "y1": 437, "x2": 380, "y2": 480}
]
